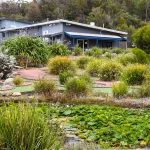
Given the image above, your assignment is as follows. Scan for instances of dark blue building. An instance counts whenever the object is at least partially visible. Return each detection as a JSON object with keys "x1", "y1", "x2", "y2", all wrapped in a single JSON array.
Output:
[{"x1": 0, "y1": 19, "x2": 128, "y2": 50}]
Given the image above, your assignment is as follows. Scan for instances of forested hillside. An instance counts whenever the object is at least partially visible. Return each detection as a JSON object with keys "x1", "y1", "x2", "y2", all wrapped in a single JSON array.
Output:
[{"x1": 0, "y1": 0, "x2": 150, "y2": 42}]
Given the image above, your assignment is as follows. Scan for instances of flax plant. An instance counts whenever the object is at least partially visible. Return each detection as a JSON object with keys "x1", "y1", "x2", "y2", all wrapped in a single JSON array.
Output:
[{"x1": 0, "y1": 103, "x2": 63, "y2": 150}]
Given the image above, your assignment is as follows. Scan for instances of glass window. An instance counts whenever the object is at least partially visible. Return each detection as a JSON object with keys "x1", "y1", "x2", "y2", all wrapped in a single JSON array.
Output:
[{"x1": 102, "y1": 41, "x2": 112, "y2": 48}]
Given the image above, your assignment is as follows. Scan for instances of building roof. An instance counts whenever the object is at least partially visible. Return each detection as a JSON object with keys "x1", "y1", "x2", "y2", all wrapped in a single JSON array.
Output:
[
  {"x1": 62, "y1": 20, "x2": 127, "y2": 35},
  {"x1": 65, "y1": 32, "x2": 127, "y2": 40},
  {"x1": 0, "y1": 19, "x2": 128, "y2": 35},
  {"x1": 0, "y1": 18, "x2": 32, "y2": 24}
]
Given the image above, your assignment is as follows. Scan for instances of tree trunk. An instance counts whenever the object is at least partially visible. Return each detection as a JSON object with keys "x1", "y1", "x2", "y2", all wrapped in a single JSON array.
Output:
[
  {"x1": 145, "y1": 1, "x2": 150, "y2": 22},
  {"x1": 25, "y1": 57, "x2": 29, "y2": 69}
]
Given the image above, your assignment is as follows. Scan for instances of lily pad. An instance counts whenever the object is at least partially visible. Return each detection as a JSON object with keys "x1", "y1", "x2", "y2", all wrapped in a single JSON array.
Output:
[{"x1": 64, "y1": 110, "x2": 72, "y2": 115}]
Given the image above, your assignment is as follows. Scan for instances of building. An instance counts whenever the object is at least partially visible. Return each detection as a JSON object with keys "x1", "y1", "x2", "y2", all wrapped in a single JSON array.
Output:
[
  {"x1": 0, "y1": 0, "x2": 32, "y2": 3},
  {"x1": 0, "y1": 18, "x2": 32, "y2": 29},
  {"x1": 0, "y1": 18, "x2": 128, "y2": 50}
]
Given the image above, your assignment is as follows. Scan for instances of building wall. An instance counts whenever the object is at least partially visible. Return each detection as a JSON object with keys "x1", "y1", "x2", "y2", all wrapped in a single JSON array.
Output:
[
  {"x1": 63, "y1": 23, "x2": 126, "y2": 49},
  {"x1": 0, "y1": 23, "x2": 64, "y2": 40},
  {"x1": 67, "y1": 37, "x2": 119, "y2": 49},
  {"x1": 64, "y1": 35, "x2": 119, "y2": 49},
  {"x1": 112, "y1": 41, "x2": 118, "y2": 48},
  {"x1": 120, "y1": 41, "x2": 127, "y2": 49},
  {"x1": 27, "y1": 27, "x2": 39, "y2": 37},
  {"x1": 0, "y1": 20, "x2": 30, "y2": 29},
  {"x1": 41, "y1": 23, "x2": 63, "y2": 35},
  {"x1": 19, "y1": 23, "x2": 63, "y2": 37}
]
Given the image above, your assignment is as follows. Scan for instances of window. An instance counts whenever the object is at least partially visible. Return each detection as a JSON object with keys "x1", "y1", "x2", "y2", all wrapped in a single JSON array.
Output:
[
  {"x1": 2, "y1": 33, "x2": 5, "y2": 38},
  {"x1": 77, "y1": 39, "x2": 88, "y2": 50},
  {"x1": 43, "y1": 30, "x2": 49, "y2": 35},
  {"x1": 102, "y1": 41, "x2": 112, "y2": 48}
]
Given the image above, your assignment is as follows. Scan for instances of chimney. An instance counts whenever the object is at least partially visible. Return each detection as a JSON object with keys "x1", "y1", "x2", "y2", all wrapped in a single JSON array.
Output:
[{"x1": 90, "y1": 22, "x2": 95, "y2": 26}]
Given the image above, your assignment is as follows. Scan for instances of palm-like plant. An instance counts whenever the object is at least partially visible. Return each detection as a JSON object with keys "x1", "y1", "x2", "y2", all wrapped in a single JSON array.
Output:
[{"x1": 3, "y1": 36, "x2": 50, "y2": 68}]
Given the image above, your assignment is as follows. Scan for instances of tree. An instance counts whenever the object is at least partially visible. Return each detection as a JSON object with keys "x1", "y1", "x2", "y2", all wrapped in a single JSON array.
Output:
[
  {"x1": 116, "y1": 23, "x2": 136, "y2": 47},
  {"x1": 133, "y1": 24, "x2": 150, "y2": 53},
  {"x1": 76, "y1": 0, "x2": 88, "y2": 22},
  {"x1": 39, "y1": 0, "x2": 57, "y2": 20},
  {"x1": 145, "y1": 0, "x2": 150, "y2": 21},
  {"x1": 25, "y1": 2, "x2": 41, "y2": 22},
  {"x1": 87, "y1": 6, "x2": 113, "y2": 28}
]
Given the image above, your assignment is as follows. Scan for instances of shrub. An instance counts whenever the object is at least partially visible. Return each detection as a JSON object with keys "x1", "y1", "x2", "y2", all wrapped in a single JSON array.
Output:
[
  {"x1": 111, "y1": 48, "x2": 123, "y2": 54},
  {"x1": 34, "y1": 79, "x2": 56, "y2": 97},
  {"x1": 101, "y1": 48, "x2": 110, "y2": 54},
  {"x1": 137, "y1": 73, "x2": 150, "y2": 98},
  {"x1": 138, "y1": 82, "x2": 150, "y2": 98},
  {"x1": 17, "y1": 56, "x2": 25, "y2": 67},
  {"x1": 3, "y1": 36, "x2": 50, "y2": 67},
  {"x1": 48, "y1": 56, "x2": 76, "y2": 75},
  {"x1": 48, "y1": 43, "x2": 69, "y2": 56},
  {"x1": 0, "y1": 52, "x2": 16, "y2": 79},
  {"x1": 99, "y1": 61, "x2": 122, "y2": 81},
  {"x1": 102, "y1": 52, "x2": 112, "y2": 59},
  {"x1": 144, "y1": 72, "x2": 150, "y2": 81},
  {"x1": 122, "y1": 64, "x2": 148, "y2": 85},
  {"x1": 115, "y1": 53, "x2": 136, "y2": 66},
  {"x1": 65, "y1": 76, "x2": 92, "y2": 97},
  {"x1": 13, "y1": 76, "x2": 24, "y2": 86},
  {"x1": 123, "y1": 49, "x2": 132, "y2": 54},
  {"x1": 85, "y1": 47, "x2": 102, "y2": 58},
  {"x1": 0, "y1": 104, "x2": 63, "y2": 150},
  {"x1": 86, "y1": 60, "x2": 101, "y2": 77},
  {"x1": 59, "y1": 72, "x2": 73, "y2": 85},
  {"x1": 112, "y1": 82, "x2": 128, "y2": 98},
  {"x1": 132, "y1": 48, "x2": 149, "y2": 64},
  {"x1": 79, "y1": 74, "x2": 92, "y2": 85},
  {"x1": 77, "y1": 56, "x2": 93, "y2": 69},
  {"x1": 73, "y1": 45, "x2": 83, "y2": 56}
]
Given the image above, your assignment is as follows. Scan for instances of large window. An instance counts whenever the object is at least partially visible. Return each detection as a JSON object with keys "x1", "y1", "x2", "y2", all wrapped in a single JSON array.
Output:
[
  {"x1": 102, "y1": 41, "x2": 112, "y2": 48},
  {"x1": 77, "y1": 39, "x2": 88, "y2": 50}
]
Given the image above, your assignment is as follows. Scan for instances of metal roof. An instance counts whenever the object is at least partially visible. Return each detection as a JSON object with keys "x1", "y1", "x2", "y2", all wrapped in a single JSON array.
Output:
[
  {"x1": 0, "y1": 19, "x2": 128, "y2": 35},
  {"x1": 65, "y1": 32, "x2": 127, "y2": 38},
  {"x1": 65, "y1": 32, "x2": 127, "y2": 41},
  {"x1": 62, "y1": 20, "x2": 127, "y2": 35}
]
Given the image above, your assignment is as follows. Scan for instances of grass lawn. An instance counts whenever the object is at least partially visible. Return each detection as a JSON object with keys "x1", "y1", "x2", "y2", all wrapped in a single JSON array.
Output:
[
  {"x1": 12, "y1": 86, "x2": 34, "y2": 93},
  {"x1": 11, "y1": 85, "x2": 113, "y2": 93},
  {"x1": 93, "y1": 87, "x2": 112, "y2": 93},
  {"x1": 3, "y1": 85, "x2": 138, "y2": 94}
]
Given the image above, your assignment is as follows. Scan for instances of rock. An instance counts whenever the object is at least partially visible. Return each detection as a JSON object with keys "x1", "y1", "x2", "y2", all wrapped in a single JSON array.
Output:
[
  {"x1": 12, "y1": 92, "x2": 21, "y2": 96},
  {"x1": 0, "y1": 91, "x2": 13, "y2": 97},
  {"x1": 29, "y1": 96, "x2": 34, "y2": 99},
  {"x1": 0, "y1": 81, "x2": 3, "y2": 86},
  {"x1": 12, "y1": 71, "x2": 18, "y2": 76},
  {"x1": 0, "y1": 91, "x2": 4, "y2": 96},
  {"x1": 4, "y1": 78, "x2": 13, "y2": 85},
  {"x1": 111, "y1": 53, "x2": 117, "y2": 58},
  {"x1": 14, "y1": 66, "x2": 23, "y2": 69},
  {"x1": 1, "y1": 85, "x2": 14, "y2": 91},
  {"x1": 66, "y1": 134, "x2": 78, "y2": 138},
  {"x1": 6, "y1": 92, "x2": 13, "y2": 96}
]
